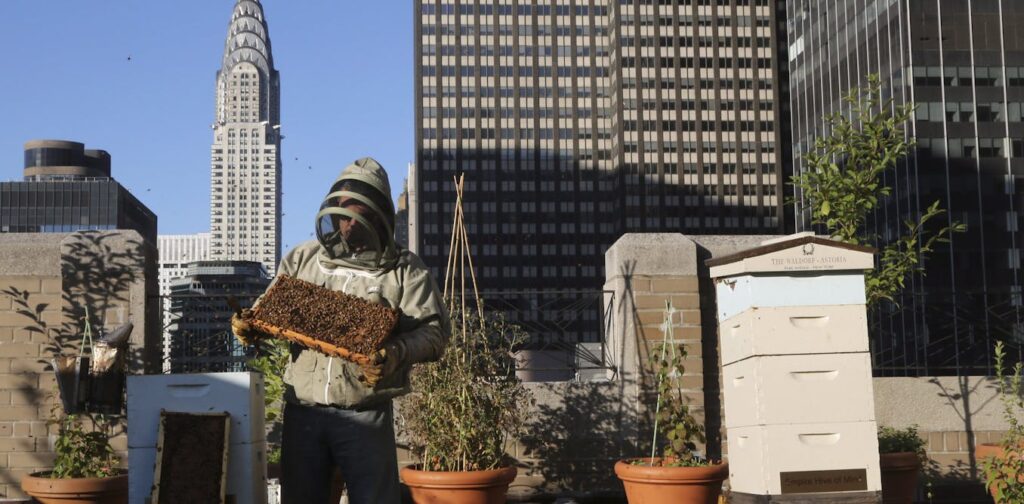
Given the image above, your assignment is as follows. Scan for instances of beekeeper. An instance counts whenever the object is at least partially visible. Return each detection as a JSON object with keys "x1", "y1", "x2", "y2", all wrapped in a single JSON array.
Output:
[{"x1": 231, "y1": 157, "x2": 449, "y2": 504}]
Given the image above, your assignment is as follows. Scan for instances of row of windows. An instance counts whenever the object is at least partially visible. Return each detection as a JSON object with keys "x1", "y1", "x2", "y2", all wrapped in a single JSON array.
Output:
[
  {"x1": 916, "y1": 102, "x2": 1024, "y2": 123},
  {"x1": 423, "y1": 45, "x2": 610, "y2": 57},
  {"x1": 423, "y1": 24, "x2": 609, "y2": 37},
  {"x1": 422, "y1": 4, "x2": 609, "y2": 16},
  {"x1": 423, "y1": 65, "x2": 611, "y2": 78},
  {"x1": 917, "y1": 137, "x2": 1024, "y2": 159},
  {"x1": 912, "y1": 66, "x2": 1024, "y2": 88}
]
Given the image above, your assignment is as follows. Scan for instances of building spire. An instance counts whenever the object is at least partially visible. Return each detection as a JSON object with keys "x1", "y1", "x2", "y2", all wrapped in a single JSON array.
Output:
[{"x1": 221, "y1": 0, "x2": 274, "y2": 75}]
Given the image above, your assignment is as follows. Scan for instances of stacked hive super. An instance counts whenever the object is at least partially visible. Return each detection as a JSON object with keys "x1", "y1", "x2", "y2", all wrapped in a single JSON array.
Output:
[{"x1": 707, "y1": 234, "x2": 882, "y2": 503}]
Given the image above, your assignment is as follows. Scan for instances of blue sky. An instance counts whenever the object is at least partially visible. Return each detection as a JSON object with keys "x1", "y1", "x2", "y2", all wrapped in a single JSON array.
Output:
[{"x1": 0, "y1": 1, "x2": 413, "y2": 250}]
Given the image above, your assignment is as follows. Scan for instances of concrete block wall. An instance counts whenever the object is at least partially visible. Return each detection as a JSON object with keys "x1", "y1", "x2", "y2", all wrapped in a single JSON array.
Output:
[
  {"x1": 874, "y1": 376, "x2": 1018, "y2": 498},
  {"x1": 0, "y1": 232, "x2": 156, "y2": 499}
]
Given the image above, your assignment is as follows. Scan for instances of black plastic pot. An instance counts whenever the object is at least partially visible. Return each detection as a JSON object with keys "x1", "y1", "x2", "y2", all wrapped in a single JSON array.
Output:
[{"x1": 53, "y1": 355, "x2": 89, "y2": 415}]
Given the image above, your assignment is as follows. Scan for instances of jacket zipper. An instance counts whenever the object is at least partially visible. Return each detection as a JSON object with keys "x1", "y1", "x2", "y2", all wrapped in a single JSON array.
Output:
[{"x1": 324, "y1": 274, "x2": 356, "y2": 404}]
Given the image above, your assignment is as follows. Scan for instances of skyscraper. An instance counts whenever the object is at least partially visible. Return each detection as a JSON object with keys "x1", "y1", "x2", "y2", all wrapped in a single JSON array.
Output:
[
  {"x1": 1, "y1": 140, "x2": 157, "y2": 245},
  {"x1": 210, "y1": 0, "x2": 282, "y2": 276},
  {"x1": 157, "y1": 232, "x2": 210, "y2": 371},
  {"x1": 414, "y1": 0, "x2": 788, "y2": 337},
  {"x1": 167, "y1": 260, "x2": 269, "y2": 373},
  {"x1": 787, "y1": 0, "x2": 1024, "y2": 374}
]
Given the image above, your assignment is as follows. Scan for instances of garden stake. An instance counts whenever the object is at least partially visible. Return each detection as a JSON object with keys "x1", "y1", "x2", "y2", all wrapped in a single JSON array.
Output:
[{"x1": 649, "y1": 300, "x2": 676, "y2": 465}]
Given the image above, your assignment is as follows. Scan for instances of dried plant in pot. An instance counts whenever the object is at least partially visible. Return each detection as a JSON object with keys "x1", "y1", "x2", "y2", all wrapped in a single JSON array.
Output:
[
  {"x1": 397, "y1": 175, "x2": 532, "y2": 504},
  {"x1": 978, "y1": 341, "x2": 1024, "y2": 503},
  {"x1": 399, "y1": 308, "x2": 531, "y2": 504},
  {"x1": 21, "y1": 414, "x2": 127, "y2": 504},
  {"x1": 877, "y1": 425, "x2": 928, "y2": 504},
  {"x1": 614, "y1": 302, "x2": 727, "y2": 504}
]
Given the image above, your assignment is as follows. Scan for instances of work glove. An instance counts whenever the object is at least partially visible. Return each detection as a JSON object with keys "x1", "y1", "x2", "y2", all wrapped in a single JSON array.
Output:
[
  {"x1": 230, "y1": 309, "x2": 260, "y2": 346},
  {"x1": 359, "y1": 341, "x2": 404, "y2": 387}
]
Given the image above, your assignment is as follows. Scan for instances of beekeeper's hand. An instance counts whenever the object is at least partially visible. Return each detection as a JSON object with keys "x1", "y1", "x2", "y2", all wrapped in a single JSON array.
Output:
[
  {"x1": 359, "y1": 341, "x2": 404, "y2": 387},
  {"x1": 230, "y1": 309, "x2": 260, "y2": 346}
]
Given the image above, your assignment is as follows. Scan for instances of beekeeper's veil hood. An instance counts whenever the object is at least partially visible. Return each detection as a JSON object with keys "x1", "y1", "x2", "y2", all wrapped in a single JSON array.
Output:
[{"x1": 315, "y1": 157, "x2": 398, "y2": 271}]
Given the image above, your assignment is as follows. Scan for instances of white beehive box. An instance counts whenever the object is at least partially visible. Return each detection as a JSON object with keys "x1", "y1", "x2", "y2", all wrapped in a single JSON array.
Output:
[
  {"x1": 127, "y1": 372, "x2": 267, "y2": 504},
  {"x1": 727, "y1": 421, "x2": 882, "y2": 495},
  {"x1": 723, "y1": 353, "x2": 875, "y2": 428},
  {"x1": 129, "y1": 441, "x2": 266, "y2": 504},
  {"x1": 127, "y1": 372, "x2": 265, "y2": 448},
  {"x1": 719, "y1": 304, "x2": 869, "y2": 366}
]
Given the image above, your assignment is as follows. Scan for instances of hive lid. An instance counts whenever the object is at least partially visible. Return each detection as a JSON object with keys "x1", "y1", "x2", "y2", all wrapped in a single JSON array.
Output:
[{"x1": 706, "y1": 235, "x2": 875, "y2": 278}]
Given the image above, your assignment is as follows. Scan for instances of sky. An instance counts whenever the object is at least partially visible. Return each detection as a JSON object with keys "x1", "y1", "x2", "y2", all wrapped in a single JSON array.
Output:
[{"x1": 0, "y1": 0, "x2": 414, "y2": 251}]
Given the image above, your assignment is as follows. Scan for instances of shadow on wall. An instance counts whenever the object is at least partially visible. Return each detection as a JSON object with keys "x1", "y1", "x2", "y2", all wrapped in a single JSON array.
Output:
[
  {"x1": 0, "y1": 231, "x2": 148, "y2": 405},
  {"x1": 519, "y1": 381, "x2": 634, "y2": 499},
  {"x1": 921, "y1": 376, "x2": 1000, "y2": 502}
]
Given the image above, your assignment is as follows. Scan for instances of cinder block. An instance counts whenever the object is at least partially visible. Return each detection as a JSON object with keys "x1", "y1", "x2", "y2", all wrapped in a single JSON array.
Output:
[
  {"x1": 634, "y1": 295, "x2": 670, "y2": 310},
  {"x1": 727, "y1": 421, "x2": 882, "y2": 495},
  {"x1": 29, "y1": 421, "x2": 51, "y2": 437},
  {"x1": 0, "y1": 344, "x2": 37, "y2": 358},
  {"x1": 680, "y1": 309, "x2": 701, "y2": 324},
  {"x1": 13, "y1": 422, "x2": 30, "y2": 437},
  {"x1": 0, "y1": 422, "x2": 12, "y2": 436},
  {"x1": 943, "y1": 431, "x2": 961, "y2": 452},
  {"x1": 927, "y1": 431, "x2": 945, "y2": 452},
  {"x1": 9, "y1": 360, "x2": 48, "y2": 374},
  {"x1": 651, "y1": 277, "x2": 699, "y2": 293},
  {"x1": 40, "y1": 278, "x2": 61, "y2": 294},
  {"x1": 0, "y1": 407, "x2": 36, "y2": 422},
  {"x1": 8, "y1": 451, "x2": 54, "y2": 468},
  {"x1": 671, "y1": 294, "x2": 701, "y2": 309},
  {"x1": 0, "y1": 437, "x2": 35, "y2": 452},
  {"x1": 637, "y1": 310, "x2": 668, "y2": 325},
  {"x1": 0, "y1": 278, "x2": 41, "y2": 294}
]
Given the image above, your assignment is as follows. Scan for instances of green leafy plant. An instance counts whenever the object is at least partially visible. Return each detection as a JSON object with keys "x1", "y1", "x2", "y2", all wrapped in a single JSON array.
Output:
[
  {"x1": 877, "y1": 425, "x2": 927, "y2": 455},
  {"x1": 50, "y1": 415, "x2": 118, "y2": 479},
  {"x1": 400, "y1": 308, "x2": 531, "y2": 472},
  {"x1": 637, "y1": 302, "x2": 708, "y2": 467},
  {"x1": 249, "y1": 336, "x2": 289, "y2": 463},
  {"x1": 790, "y1": 74, "x2": 964, "y2": 307},
  {"x1": 981, "y1": 341, "x2": 1024, "y2": 503}
]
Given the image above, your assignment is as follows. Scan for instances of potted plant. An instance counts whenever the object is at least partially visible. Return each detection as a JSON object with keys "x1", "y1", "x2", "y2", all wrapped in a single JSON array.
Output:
[
  {"x1": 398, "y1": 174, "x2": 532, "y2": 504},
  {"x1": 978, "y1": 341, "x2": 1024, "y2": 503},
  {"x1": 399, "y1": 307, "x2": 531, "y2": 504},
  {"x1": 877, "y1": 425, "x2": 927, "y2": 504},
  {"x1": 21, "y1": 414, "x2": 127, "y2": 504},
  {"x1": 614, "y1": 303, "x2": 728, "y2": 504}
]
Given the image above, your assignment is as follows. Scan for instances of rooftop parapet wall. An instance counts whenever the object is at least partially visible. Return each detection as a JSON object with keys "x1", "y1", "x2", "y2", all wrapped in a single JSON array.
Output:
[{"x1": 0, "y1": 231, "x2": 158, "y2": 499}]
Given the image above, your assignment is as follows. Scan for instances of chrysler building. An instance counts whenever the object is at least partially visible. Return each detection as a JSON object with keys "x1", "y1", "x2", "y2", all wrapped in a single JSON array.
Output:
[{"x1": 210, "y1": 0, "x2": 282, "y2": 275}]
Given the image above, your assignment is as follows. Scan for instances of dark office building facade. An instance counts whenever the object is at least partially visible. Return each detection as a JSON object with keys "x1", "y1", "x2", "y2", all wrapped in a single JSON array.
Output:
[
  {"x1": 0, "y1": 140, "x2": 157, "y2": 245},
  {"x1": 414, "y1": 0, "x2": 789, "y2": 346},
  {"x1": 166, "y1": 260, "x2": 269, "y2": 373},
  {"x1": 787, "y1": 0, "x2": 1024, "y2": 374}
]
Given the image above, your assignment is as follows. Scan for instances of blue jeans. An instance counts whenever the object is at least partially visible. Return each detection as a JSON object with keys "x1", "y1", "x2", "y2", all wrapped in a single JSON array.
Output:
[{"x1": 281, "y1": 401, "x2": 400, "y2": 504}]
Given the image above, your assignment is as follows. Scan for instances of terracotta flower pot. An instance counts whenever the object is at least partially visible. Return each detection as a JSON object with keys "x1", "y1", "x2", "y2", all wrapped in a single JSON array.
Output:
[
  {"x1": 976, "y1": 442, "x2": 1024, "y2": 500},
  {"x1": 614, "y1": 458, "x2": 728, "y2": 504},
  {"x1": 21, "y1": 471, "x2": 127, "y2": 504},
  {"x1": 879, "y1": 452, "x2": 920, "y2": 504},
  {"x1": 400, "y1": 465, "x2": 517, "y2": 504}
]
